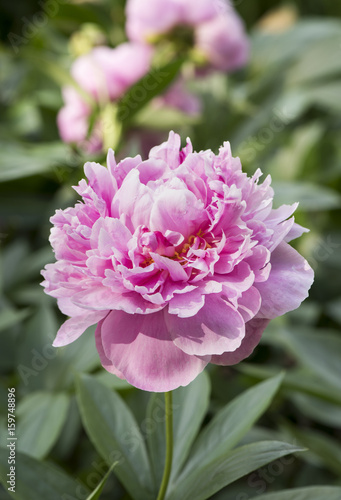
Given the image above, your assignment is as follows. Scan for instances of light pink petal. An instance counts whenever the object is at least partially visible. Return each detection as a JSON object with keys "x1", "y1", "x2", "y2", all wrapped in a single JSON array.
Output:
[
  {"x1": 95, "y1": 319, "x2": 125, "y2": 379},
  {"x1": 150, "y1": 185, "x2": 207, "y2": 239},
  {"x1": 256, "y1": 242, "x2": 314, "y2": 319},
  {"x1": 165, "y1": 295, "x2": 245, "y2": 356},
  {"x1": 244, "y1": 245, "x2": 271, "y2": 283},
  {"x1": 211, "y1": 318, "x2": 270, "y2": 366},
  {"x1": 266, "y1": 203, "x2": 298, "y2": 224},
  {"x1": 84, "y1": 162, "x2": 117, "y2": 210},
  {"x1": 196, "y1": 11, "x2": 249, "y2": 71},
  {"x1": 92, "y1": 44, "x2": 153, "y2": 100},
  {"x1": 285, "y1": 223, "x2": 309, "y2": 242},
  {"x1": 126, "y1": 0, "x2": 182, "y2": 42},
  {"x1": 149, "y1": 131, "x2": 183, "y2": 167},
  {"x1": 267, "y1": 217, "x2": 295, "y2": 252},
  {"x1": 112, "y1": 169, "x2": 154, "y2": 230},
  {"x1": 150, "y1": 253, "x2": 189, "y2": 281},
  {"x1": 57, "y1": 102, "x2": 89, "y2": 144},
  {"x1": 72, "y1": 286, "x2": 163, "y2": 314},
  {"x1": 57, "y1": 297, "x2": 85, "y2": 317},
  {"x1": 168, "y1": 288, "x2": 205, "y2": 318},
  {"x1": 180, "y1": 0, "x2": 217, "y2": 24},
  {"x1": 99, "y1": 310, "x2": 208, "y2": 392},
  {"x1": 71, "y1": 44, "x2": 152, "y2": 102},
  {"x1": 53, "y1": 310, "x2": 108, "y2": 347},
  {"x1": 237, "y1": 286, "x2": 261, "y2": 322},
  {"x1": 136, "y1": 158, "x2": 170, "y2": 184}
]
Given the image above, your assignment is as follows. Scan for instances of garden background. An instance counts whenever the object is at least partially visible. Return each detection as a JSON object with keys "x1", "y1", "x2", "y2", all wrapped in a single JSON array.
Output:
[{"x1": 0, "y1": 0, "x2": 341, "y2": 499}]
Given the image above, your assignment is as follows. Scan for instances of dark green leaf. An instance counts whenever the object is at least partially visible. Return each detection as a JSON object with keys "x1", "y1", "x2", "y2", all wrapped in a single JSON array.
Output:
[
  {"x1": 256, "y1": 486, "x2": 341, "y2": 500},
  {"x1": 118, "y1": 58, "x2": 184, "y2": 123},
  {"x1": 272, "y1": 182, "x2": 341, "y2": 211},
  {"x1": 0, "y1": 448, "x2": 89, "y2": 500},
  {"x1": 167, "y1": 441, "x2": 303, "y2": 500},
  {"x1": 76, "y1": 374, "x2": 154, "y2": 500},
  {"x1": 180, "y1": 374, "x2": 284, "y2": 477},
  {"x1": 16, "y1": 392, "x2": 70, "y2": 459},
  {"x1": 86, "y1": 461, "x2": 118, "y2": 500}
]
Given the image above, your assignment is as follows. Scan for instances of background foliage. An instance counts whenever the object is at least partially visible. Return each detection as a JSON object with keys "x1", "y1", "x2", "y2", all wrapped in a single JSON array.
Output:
[{"x1": 0, "y1": 1, "x2": 341, "y2": 499}]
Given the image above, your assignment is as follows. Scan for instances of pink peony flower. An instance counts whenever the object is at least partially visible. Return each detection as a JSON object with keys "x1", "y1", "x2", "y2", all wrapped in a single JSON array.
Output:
[
  {"x1": 42, "y1": 132, "x2": 314, "y2": 392},
  {"x1": 57, "y1": 43, "x2": 153, "y2": 152},
  {"x1": 126, "y1": 0, "x2": 249, "y2": 72},
  {"x1": 195, "y1": 8, "x2": 250, "y2": 71}
]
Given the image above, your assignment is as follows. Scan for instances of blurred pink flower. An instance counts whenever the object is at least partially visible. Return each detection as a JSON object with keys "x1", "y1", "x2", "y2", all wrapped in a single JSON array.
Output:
[
  {"x1": 126, "y1": 0, "x2": 249, "y2": 71},
  {"x1": 154, "y1": 78, "x2": 202, "y2": 116},
  {"x1": 57, "y1": 43, "x2": 152, "y2": 152},
  {"x1": 42, "y1": 132, "x2": 314, "y2": 392},
  {"x1": 196, "y1": 8, "x2": 250, "y2": 71}
]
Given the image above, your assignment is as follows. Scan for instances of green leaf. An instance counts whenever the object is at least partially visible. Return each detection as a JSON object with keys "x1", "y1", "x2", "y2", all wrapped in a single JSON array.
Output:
[
  {"x1": 179, "y1": 373, "x2": 284, "y2": 477},
  {"x1": 292, "y1": 392, "x2": 341, "y2": 427},
  {"x1": 237, "y1": 363, "x2": 341, "y2": 406},
  {"x1": 303, "y1": 82, "x2": 341, "y2": 114},
  {"x1": 94, "y1": 370, "x2": 133, "y2": 391},
  {"x1": 0, "y1": 142, "x2": 73, "y2": 182},
  {"x1": 272, "y1": 182, "x2": 341, "y2": 211},
  {"x1": 146, "y1": 372, "x2": 210, "y2": 487},
  {"x1": 167, "y1": 441, "x2": 303, "y2": 500},
  {"x1": 256, "y1": 486, "x2": 341, "y2": 500},
  {"x1": 86, "y1": 461, "x2": 118, "y2": 500},
  {"x1": 118, "y1": 58, "x2": 184, "y2": 123},
  {"x1": 282, "y1": 327, "x2": 341, "y2": 390},
  {"x1": 135, "y1": 106, "x2": 199, "y2": 130},
  {"x1": 0, "y1": 448, "x2": 89, "y2": 500},
  {"x1": 15, "y1": 392, "x2": 70, "y2": 460},
  {"x1": 76, "y1": 374, "x2": 154, "y2": 500},
  {"x1": 0, "y1": 308, "x2": 31, "y2": 332},
  {"x1": 283, "y1": 423, "x2": 341, "y2": 476},
  {"x1": 286, "y1": 35, "x2": 341, "y2": 86}
]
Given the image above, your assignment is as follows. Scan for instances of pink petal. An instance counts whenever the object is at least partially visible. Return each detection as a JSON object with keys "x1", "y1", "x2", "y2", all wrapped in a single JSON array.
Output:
[
  {"x1": 72, "y1": 286, "x2": 163, "y2": 314},
  {"x1": 99, "y1": 310, "x2": 208, "y2": 392},
  {"x1": 95, "y1": 319, "x2": 125, "y2": 379},
  {"x1": 168, "y1": 288, "x2": 205, "y2": 318},
  {"x1": 256, "y1": 242, "x2": 314, "y2": 319},
  {"x1": 165, "y1": 295, "x2": 245, "y2": 356},
  {"x1": 211, "y1": 318, "x2": 270, "y2": 366},
  {"x1": 285, "y1": 223, "x2": 309, "y2": 242},
  {"x1": 150, "y1": 252, "x2": 188, "y2": 281},
  {"x1": 149, "y1": 131, "x2": 183, "y2": 167},
  {"x1": 150, "y1": 185, "x2": 206, "y2": 239},
  {"x1": 237, "y1": 286, "x2": 261, "y2": 322},
  {"x1": 53, "y1": 310, "x2": 108, "y2": 347},
  {"x1": 244, "y1": 245, "x2": 271, "y2": 283}
]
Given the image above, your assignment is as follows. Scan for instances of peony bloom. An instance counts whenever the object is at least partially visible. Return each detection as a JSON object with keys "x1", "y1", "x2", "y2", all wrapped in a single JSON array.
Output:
[
  {"x1": 126, "y1": 0, "x2": 249, "y2": 71},
  {"x1": 57, "y1": 43, "x2": 152, "y2": 152},
  {"x1": 42, "y1": 132, "x2": 314, "y2": 392}
]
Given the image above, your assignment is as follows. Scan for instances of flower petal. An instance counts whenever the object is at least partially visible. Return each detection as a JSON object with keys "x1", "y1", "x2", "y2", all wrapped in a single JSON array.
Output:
[
  {"x1": 168, "y1": 288, "x2": 205, "y2": 318},
  {"x1": 53, "y1": 310, "x2": 108, "y2": 347},
  {"x1": 99, "y1": 310, "x2": 208, "y2": 392},
  {"x1": 211, "y1": 318, "x2": 270, "y2": 366},
  {"x1": 95, "y1": 319, "x2": 125, "y2": 379},
  {"x1": 165, "y1": 294, "x2": 245, "y2": 356},
  {"x1": 256, "y1": 242, "x2": 314, "y2": 319}
]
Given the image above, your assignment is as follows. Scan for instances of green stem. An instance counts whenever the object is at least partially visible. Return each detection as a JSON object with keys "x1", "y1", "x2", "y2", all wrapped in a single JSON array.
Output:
[{"x1": 156, "y1": 391, "x2": 174, "y2": 500}]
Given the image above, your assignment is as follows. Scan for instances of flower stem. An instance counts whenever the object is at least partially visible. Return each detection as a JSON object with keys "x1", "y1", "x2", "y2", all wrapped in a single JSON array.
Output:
[{"x1": 156, "y1": 391, "x2": 174, "y2": 500}]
